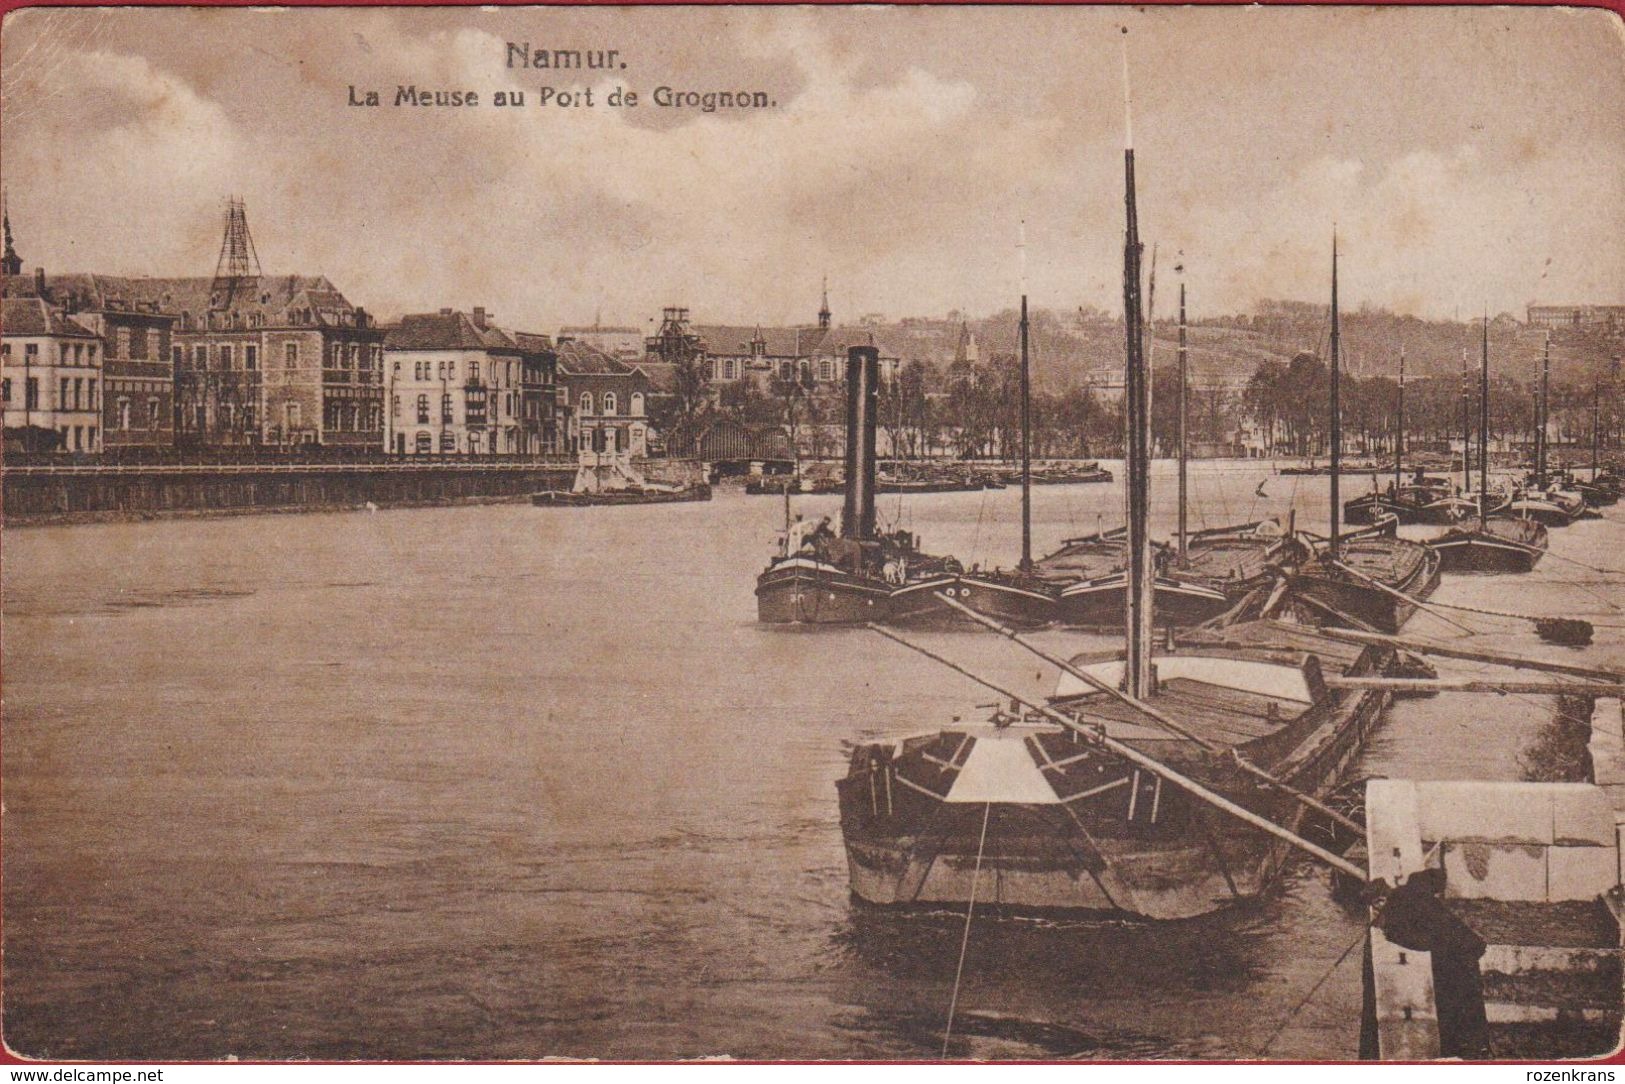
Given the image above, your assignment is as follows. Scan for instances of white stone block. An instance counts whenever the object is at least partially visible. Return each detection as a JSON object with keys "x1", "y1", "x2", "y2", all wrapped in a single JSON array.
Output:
[
  {"x1": 1551, "y1": 786, "x2": 1618, "y2": 846},
  {"x1": 1442, "y1": 841, "x2": 1548, "y2": 900},
  {"x1": 1417, "y1": 782, "x2": 1554, "y2": 845},
  {"x1": 1367, "y1": 780, "x2": 1424, "y2": 883},
  {"x1": 1546, "y1": 845, "x2": 1618, "y2": 902}
]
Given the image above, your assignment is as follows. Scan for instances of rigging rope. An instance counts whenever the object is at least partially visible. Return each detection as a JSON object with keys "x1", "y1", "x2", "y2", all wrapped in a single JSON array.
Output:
[
  {"x1": 1257, "y1": 920, "x2": 1371, "y2": 1057},
  {"x1": 942, "y1": 801, "x2": 992, "y2": 1059}
]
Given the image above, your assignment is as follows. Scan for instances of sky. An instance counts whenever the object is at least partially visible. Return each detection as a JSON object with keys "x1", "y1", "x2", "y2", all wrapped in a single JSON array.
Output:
[{"x1": 2, "y1": 5, "x2": 1622, "y2": 333}]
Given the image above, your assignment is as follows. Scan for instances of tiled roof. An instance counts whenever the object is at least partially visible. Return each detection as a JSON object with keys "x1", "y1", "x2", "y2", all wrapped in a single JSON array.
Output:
[
  {"x1": 2, "y1": 297, "x2": 100, "y2": 339},
  {"x1": 511, "y1": 331, "x2": 556, "y2": 354},
  {"x1": 555, "y1": 339, "x2": 638, "y2": 376},
  {"x1": 692, "y1": 324, "x2": 834, "y2": 358},
  {"x1": 385, "y1": 311, "x2": 520, "y2": 353},
  {"x1": 2, "y1": 273, "x2": 362, "y2": 326}
]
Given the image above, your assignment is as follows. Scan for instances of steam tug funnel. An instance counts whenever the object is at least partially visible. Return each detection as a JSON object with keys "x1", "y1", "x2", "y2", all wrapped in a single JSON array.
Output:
[{"x1": 842, "y1": 346, "x2": 880, "y2": 540}]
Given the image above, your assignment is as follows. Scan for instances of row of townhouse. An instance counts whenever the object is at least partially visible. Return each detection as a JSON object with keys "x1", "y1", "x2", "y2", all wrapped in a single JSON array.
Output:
[
  {"x1": 1, "y1": 282, "x2": 651, "y2": 458},
  {"x1": 0, "y1": 210, "x2": 650, "y2": 456}
]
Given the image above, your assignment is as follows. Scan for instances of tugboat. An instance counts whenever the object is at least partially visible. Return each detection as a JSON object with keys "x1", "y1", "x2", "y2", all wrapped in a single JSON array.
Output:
[
  {"x1": 1285, "y1": 238, "x2": 1440, "y2": 634},
  {"x1": 756, "y1": 347, "x2": 918, "y2": 623},
  {"x1": 840, "y1": 95, "x2": 1393, "y2": 920},
  {"x1": 532, "y1": 455, "x2": 711, "y2": 506},
  {"x1": 1426, "y1": 317, "x2": 1548, "y2": 573}
]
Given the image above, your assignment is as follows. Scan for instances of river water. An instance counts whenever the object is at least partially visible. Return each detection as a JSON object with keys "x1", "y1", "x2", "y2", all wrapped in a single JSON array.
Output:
[{"x1": 4, "y1": 461, "x2": 1622, "y2": 1060}]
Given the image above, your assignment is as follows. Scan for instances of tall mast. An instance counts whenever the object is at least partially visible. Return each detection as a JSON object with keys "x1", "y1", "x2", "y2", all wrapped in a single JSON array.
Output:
[
  {"x1": 1019, "y1": 222, "x2": 1032, "y2": 572},
  {"x1": 1328, "y1": 233, "x2": 1342, "y2": 557},
  {"x1": 1479, "y1": 314, "x2": 1490, "y2": 526},
  {"x1": 1593, "y1": 377, "x2": 1602, "y2": 478},
  {"x1": 1461, "y1": 348, "x2": 1472, "y2": 497},
  {"x1": 1394, "y1": 344, "x2": 1405, "y2": 494},
  {"x1": 1121, "y1": 33, "x2": 1153, "y2": 699},
  {"x1": 1177, "y1": 279, "x2": 1189, "y2": 565},
  {"x1": 1538, "y1": 333, "x2": 1551, "y2": 484}
]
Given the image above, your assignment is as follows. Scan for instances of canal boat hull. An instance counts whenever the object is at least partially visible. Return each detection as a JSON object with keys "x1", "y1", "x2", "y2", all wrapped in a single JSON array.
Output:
[
  {"x1": 886, "y1": 573, "x2": 1058, "y2": 629},
  {"x1": 755, "y1": 558, "x2": 893, "y2": 624}
]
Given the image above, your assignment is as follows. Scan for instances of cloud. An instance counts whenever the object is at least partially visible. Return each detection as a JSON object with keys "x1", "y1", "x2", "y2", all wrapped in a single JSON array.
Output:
[{"x1": 1, "y1": 6, "x2": 1620, "y2": 331}]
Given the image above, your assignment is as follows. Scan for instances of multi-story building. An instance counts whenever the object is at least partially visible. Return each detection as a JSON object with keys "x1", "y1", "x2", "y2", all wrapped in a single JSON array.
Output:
[
  {"x1": 647, "y1": 296, "x2": 900, "y2": 390},
  {"x1": 2, "y1": 203, "x2": 383, "y2": 449},
  {"x1": 82, "y1": 300, "x2": 177, "y2": 450},
  {"x1": 1527, "y1": 304, "x2": 1625, "y2": 332},
  {"x1": 384, "y1": 307, "x2": 556, "y2": 456},
  {"x1": 1, "y1": 296, "x2": 103, "y2": 452},
  {"x1": 555, "y1": 340, "x2": 652, "y2": 456}
]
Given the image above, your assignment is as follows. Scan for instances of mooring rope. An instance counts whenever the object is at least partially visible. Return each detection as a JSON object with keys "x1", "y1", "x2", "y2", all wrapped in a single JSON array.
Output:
[
  {"x1": 942, "y1": 801, "x2": 992, "y2": 1059},
  {"x1": 1257, "y1": 920, "x2": 1371, "y2": 1057}
]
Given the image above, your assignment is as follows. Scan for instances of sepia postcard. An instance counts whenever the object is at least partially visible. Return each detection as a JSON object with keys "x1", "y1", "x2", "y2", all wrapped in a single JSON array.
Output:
[{"x1": 2, "y1": 1, "x2": 1624, "y2": 1068}]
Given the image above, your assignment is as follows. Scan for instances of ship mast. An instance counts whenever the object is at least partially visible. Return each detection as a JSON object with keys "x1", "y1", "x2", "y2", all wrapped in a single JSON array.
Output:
[
  {"x1": 1177, "y1": 279, "x2": 1189, "y2": 565},
  {"x1": 1479, "y1": 314, "x2": 1491, "y2": 527},
  {"x1": 1593, "y1": 377, "x2": 1602, "y2": 479},
  {"x1": 1461, "y1": 348, "x2": 1472, "y2": 498},
  {"x1": 1019, "y1": 221, "x2": 1033, "y2": 572},
  {"x1": 1329, "y1": 233, "x2": 1342, "y2": 557},
  {"x1": 1394, "y1": 344, "x2": 1405, "y2": 495},
  {"x1": 1121, "y1": 34, "x2": 1153, "y2": 699},
  {"x1": 1538, "y1": 333, "x2": 1551, "y2": 485}
]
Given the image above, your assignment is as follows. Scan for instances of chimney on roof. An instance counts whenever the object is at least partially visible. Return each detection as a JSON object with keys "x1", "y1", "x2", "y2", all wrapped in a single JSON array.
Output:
[
  {"x1": 472, "y1": 307, "x2": 488, "y2": 329},
  {"x1": 34, "y1": 266, "x2": 47, "y2": 302}
]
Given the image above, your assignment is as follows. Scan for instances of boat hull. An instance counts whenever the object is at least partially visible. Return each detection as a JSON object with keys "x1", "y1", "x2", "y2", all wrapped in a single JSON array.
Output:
[
  {"x1": 1288, "y1": 541, "x2": 1441, "y2": 634},
  {"x1": 887, "y1": 574, "x2": 1057, "y2": 628},
  {"x1": 1428, "y1": 520, "x2": 1548, "y2": 573},
  {"x1": 532, "y1": 485, "x2": 711, "y2": 506},
  {"x1": 1055, "y1": 574, "x2": 1230, "y2": 630},
  {"x1": 755, "y1": 559, "x2": 892, "y2": 624},
  {"x1": 838, "y1": 638, "x2": 1392, "y2": 920}
]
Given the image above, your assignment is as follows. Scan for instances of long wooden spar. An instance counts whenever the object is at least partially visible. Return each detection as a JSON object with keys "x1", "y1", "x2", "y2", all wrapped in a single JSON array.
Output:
[
  {"x1": 867, "y1": 622, "x2": 1369, "y2": 880},
  {"x1": 1311, "y1": 627, "x2": 1625, "y2": 683},
  {"x1": 931, "y1": 591, "x2": 1366, "y2": 839},
  {"x1": 1325, "y1": 677, "x2": 1625, "y2": 696}
]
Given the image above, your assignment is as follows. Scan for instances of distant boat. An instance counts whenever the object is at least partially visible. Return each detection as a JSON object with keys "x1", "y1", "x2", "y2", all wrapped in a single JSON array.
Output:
[
  {"x1": 1425, "y1": 319, "x2": 1548, "y2": 573},
  {"x1": 533, "y1": 456, "x2": 711, "y2": 506},
  {"x1": 1285, "y1": 238, "x2": 1440, "y2": 634}
]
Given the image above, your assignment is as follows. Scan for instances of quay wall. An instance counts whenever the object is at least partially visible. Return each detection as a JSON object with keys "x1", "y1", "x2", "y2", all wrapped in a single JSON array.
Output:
[{"x1": 2, "y1": 460, "x2": 586, "y2": 526}]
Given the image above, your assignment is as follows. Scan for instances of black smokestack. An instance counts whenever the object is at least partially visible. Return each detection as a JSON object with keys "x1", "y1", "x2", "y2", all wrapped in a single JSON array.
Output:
[{"x1": 842, "y1": 345, "x2": 879, "y2": 540}]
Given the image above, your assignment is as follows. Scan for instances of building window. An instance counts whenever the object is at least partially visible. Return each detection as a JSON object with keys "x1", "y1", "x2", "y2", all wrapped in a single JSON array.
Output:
[
  {"x1": 87, "y1": 426, "x2": 96, "y2": 449},
  {"x1": 221, "y1": 345, "x2": 234, "y2": 370},
  {"x1": 73, "y1": 425, "x2": 82, "y2": 451},
  {"x1": 820, "y1": 359, "x2": 833, "y2": 381},
  {"x1": 603, "y1": 392, "x2": 617, "y2": 415},
  {"x1": 1, "y1": 343, "x2": 8, "y2": 360},
  {"x1": 440, "y1": 431, "x2": 456, "y2": 452},
  {"x1": 724, "y1": 359, "x2": 736, "y2": 380},
  {"x1": 60, "y1": 378, "x2": 70, "y2": 409},
  {"x1": 347, "y1": 344, "x2": 359, "y2": 369},
  {"x1": 1, "y1": 378, "x2": 9, "y2": 402},
  {"x1": 25, "y1": 343, "x2": 38, "y2": 362},
  {"x1": 195, "y1": 345, "x2": 208, "y2": 370},
  {"x1": 631, "y1": 392, "x2": 645, "y2": 416},
  {"x1": 148, "y1": 399, "x2": 161, "y2": 429},
  {"x1": 415, "y1": 432, "x2": 432, "y2": 454},
  {"x1": 133, "y1": 329, "x2": 150, "y2": 361},
  {"x1": 416, "y1": 394, "x2": 429, "y2": 424},
  {"x1": 285, "y1": 343, "x2": 298, "y2": 369},
  {"x1": 392, "y1": 394, "x2": 401, "y2": 419},
  {"x1": 245, "y1": 345, "x2": 258, "y2": 370},
  {"x1": 470, "y1": 360, "x2": 480, "y2": 383},
  {"x1": 117, "y1": 397, "x2": 131, "y2": 430},
  {"x1": 441, "y1": 393, "x2": 453, "y2": 423},
  {"x1": 25, "y1": 377, "x2": 39, "y2": 410},
  {"x1": 286, "y1": 402, "x2": 301, "y2": 430},
  {"x1": 172, "y1": 345, "x2": 183, "y2": 366},
  {"x1": 115, "y1": 327, "x2": 131, "y2": 358},
  {"x1": 393, "y1": 360, "x2": 401, "y2": 378},
  {"x1": 580, "y1": 392, "x2": 594, "y2": 415}
]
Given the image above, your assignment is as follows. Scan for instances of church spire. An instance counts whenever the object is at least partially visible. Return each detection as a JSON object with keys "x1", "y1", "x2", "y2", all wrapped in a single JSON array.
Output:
[
  {"x1": 818, "y1": 275, "x2": 831, "y2": 330},
  {"x1": 1, "y1": 191, "x2": 21, "y2": 277}
]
